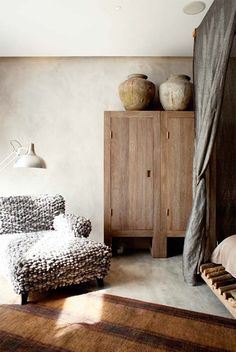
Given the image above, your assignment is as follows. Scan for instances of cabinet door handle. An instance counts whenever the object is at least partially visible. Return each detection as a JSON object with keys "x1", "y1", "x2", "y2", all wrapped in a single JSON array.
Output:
[{"x1": 147, "y1": 170, "x2": 151, "y2": 177}]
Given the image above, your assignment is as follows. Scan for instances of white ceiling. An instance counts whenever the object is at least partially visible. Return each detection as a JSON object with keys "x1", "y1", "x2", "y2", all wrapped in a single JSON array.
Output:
[{"x1": 0, "y1": 0, "x2": 214, "y2": 57}]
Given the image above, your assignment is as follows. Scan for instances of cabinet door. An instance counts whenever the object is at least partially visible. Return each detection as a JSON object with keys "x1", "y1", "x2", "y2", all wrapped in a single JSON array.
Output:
[
  {"x1": 161, "y1": 111, "x2": 194, "y2": 235},
  {"x1": 110, "y1": 113, "x2": 154, "y2": 232}
]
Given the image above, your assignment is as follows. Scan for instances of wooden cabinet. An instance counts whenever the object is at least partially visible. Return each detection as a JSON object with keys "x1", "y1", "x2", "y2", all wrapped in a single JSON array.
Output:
[{"x1": 104, "y1": 111, "x2": 194, "y2": 257}]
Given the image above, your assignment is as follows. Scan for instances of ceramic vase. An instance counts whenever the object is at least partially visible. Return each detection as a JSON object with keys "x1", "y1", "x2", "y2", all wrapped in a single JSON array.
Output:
[
  {"x1": 119, "y1": 74, "x2": 156, "y2": 111},
  {"x1": 159, "y1": 74, "x2": 193, "y2": 111}
]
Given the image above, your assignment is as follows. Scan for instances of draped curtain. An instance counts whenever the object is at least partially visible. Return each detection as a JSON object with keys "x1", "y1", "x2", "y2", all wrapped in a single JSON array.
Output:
[{"x1": 183, "y1": 0, "x2": 236, "y2": 285}]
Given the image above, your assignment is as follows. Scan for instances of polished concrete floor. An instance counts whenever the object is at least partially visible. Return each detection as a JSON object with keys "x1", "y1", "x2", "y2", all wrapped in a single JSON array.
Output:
[
  {"x1": 0, "y1": 251, "x2": 232, "y2": 319},
  {"x1": 103, "y1": 251, "x2": 232, "y2": 318}
]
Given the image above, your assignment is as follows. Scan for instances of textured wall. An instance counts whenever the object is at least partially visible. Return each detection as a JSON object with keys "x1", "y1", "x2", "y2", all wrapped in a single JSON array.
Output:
[{"x1": 0, "y1": 57, "x2": 192, "y2": 242}]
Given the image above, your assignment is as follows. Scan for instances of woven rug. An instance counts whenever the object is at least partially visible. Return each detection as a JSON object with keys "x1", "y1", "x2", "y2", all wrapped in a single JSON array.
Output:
[{"x1": 0, "y1": 293, "x2": 235, "y2": 351}]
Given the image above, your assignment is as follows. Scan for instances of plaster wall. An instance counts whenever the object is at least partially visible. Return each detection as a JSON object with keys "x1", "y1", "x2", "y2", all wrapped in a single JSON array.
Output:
[{"x1": 0, "y1": 57, "x2": 192, "y2": 242}]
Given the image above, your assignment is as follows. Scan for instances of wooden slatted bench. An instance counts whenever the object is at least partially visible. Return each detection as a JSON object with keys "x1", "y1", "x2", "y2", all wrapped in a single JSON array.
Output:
[{"x1": 200, "y1": 263, "x2": 236, "y2": 318}]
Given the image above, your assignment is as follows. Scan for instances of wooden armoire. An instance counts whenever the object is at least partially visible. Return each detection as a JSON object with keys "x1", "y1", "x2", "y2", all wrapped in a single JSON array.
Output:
[{"x1": 104, "y1": 111, "x2": 194, "y2": 257}]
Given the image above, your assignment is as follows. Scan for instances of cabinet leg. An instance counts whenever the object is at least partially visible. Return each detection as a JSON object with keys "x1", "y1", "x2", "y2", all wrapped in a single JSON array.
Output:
[{"x1": 151, "y1": 233, "x2": 167, "y2": 258}]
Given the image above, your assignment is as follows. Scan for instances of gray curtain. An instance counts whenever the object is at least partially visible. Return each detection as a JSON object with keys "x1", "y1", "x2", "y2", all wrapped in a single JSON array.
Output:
[{"x1": 183, "y1": 0, "x2": 236, "y2": 285}]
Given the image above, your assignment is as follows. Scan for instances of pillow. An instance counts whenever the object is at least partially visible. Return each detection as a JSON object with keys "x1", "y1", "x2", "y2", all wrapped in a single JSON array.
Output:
[
  {"x1": 53, "y1": 213, "x2": 91, "y2": 238},
  {"x1": 211, "y1": 235, "x2": 236, "y2": 278}
]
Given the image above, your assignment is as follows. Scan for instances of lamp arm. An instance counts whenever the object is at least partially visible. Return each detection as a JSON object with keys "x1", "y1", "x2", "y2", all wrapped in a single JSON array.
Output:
[
  {"x1": 10, "y1": 140, "x2": 24, "y2": 152},
  {"x1": 0, "y1": 151, "x2": 18, "y2": 172},
  {"x1": 0, "y1": 140, "x2": 26, "y2": 172}
]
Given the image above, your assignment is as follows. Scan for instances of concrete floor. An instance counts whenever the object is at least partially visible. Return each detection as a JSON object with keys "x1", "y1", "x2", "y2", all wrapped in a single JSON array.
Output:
[
  {"x1": 0, "y1": 251, "x2": 232, "y2": 319},
  {"x1": 103, "y1": 251, "x2": 232, "y2": 318}
]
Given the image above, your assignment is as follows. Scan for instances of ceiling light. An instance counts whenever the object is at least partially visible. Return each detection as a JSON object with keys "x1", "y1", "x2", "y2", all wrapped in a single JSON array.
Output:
[
  {"x1": 183, "y1": 1, "x2": 206, "y2": 15},
  {"x1": 115, "y1": 5, "x2": 122, "y2": 11}
]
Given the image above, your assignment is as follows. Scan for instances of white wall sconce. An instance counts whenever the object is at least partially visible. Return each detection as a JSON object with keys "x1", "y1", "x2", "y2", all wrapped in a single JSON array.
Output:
[{"x1": 0, "y1": 140, "x2": 46, "y2": 172}]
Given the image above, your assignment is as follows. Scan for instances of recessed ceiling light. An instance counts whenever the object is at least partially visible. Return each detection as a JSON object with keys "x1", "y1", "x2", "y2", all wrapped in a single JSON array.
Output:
[
  {"x1": 115, "y1": 5, "x2": 122, "y2": 11},
  {"x1": 183, "y1": 1, "x2": 206, "y2": 15}
]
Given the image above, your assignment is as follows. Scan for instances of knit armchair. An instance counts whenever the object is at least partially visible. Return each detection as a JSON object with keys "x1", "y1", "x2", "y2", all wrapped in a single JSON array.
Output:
[{"x1": 0, "y1": 195, "x2": 111, "y2": 304}]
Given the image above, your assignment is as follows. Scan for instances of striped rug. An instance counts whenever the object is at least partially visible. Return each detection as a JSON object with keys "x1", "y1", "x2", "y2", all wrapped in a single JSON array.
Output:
[{"x1": 0, "y1": 293, "x2": 235, "y2": 351}]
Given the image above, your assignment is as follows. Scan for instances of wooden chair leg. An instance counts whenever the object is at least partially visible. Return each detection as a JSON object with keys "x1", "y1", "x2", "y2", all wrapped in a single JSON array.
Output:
[
  {"x1": 21, "y1": 292, "x2": 28, "y2": 305},
  {"x1": 96, "y1": 278, "x2": 104, "y2": 288}
]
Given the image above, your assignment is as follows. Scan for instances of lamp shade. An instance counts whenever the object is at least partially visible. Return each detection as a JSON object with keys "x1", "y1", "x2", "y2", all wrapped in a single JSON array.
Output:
[{"x1": 14, "y1": 143, "x2": 46, "y2": 169}]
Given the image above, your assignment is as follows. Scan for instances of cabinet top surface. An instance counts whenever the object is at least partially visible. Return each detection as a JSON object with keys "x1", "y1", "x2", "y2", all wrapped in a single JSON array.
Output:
[
  {"x1": 105, "y1": 111, "x2": 194, "y2": 112},
  {"x1": 105, "y1": 111, "x2": 195, "y2": 118}
]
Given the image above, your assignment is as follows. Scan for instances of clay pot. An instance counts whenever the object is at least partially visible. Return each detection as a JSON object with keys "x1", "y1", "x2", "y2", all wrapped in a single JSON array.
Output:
[
  {"x1": 119, "y1": 74, "x2": 156, "y2": 111},
  {"x1": 159, "y1": 74, "x2": 193, "y2": 111}
]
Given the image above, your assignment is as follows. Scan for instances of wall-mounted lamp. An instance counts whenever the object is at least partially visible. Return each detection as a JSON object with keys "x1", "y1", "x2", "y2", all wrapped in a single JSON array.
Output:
[{"x1": 0, "y1": 140, "x2": 46, "y2": 172}]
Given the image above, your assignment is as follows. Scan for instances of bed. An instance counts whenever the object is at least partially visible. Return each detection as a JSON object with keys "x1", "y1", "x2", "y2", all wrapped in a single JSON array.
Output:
[{"x1": 200, "y1": 235, "x2": 236, "y2": 318}]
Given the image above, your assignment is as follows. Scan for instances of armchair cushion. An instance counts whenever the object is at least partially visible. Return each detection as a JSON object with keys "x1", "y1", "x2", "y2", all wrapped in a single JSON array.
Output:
[{"x1": 53, "y1": 214, "x2": 92, "y2": 238}]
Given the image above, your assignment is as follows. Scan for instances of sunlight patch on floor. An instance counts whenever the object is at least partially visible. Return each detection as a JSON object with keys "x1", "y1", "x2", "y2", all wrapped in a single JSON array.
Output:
[{"x1": 54, "y1": 294, "x2": 104, "y2": 337}]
